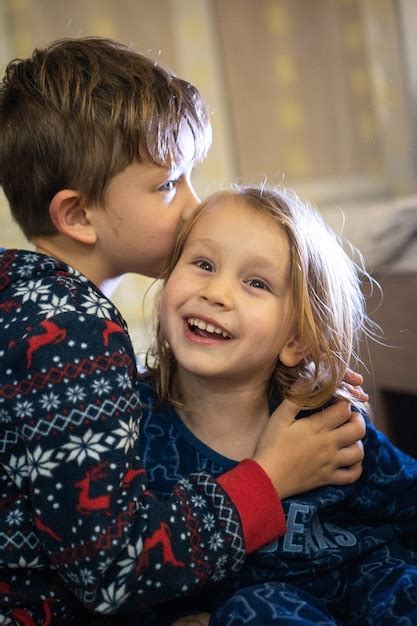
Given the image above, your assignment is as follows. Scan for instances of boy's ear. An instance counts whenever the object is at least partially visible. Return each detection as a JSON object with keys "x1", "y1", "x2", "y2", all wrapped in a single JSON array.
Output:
[
  {"x1": 279, "y1": 335, "x2": 309, "y2": 367},
  {"x1": 49, "y1": 189, "x2": 97, "y2": 245}
]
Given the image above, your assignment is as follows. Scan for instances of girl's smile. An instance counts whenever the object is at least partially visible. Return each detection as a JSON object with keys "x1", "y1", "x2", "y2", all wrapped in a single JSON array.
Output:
[{"x1": 184, "y1": 315, "x2": 234, "y2": 344}]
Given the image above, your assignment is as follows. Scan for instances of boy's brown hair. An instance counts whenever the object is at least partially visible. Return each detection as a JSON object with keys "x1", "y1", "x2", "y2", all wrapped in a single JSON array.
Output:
[{"x1": 0, "y1": 37, "x2": 211, "y2": 238}]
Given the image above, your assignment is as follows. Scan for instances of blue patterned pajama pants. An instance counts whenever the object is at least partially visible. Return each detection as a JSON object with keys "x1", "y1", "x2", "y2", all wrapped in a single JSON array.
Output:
[{"x1": 209, "y1": 545, "x2": 417, "y2": 625}]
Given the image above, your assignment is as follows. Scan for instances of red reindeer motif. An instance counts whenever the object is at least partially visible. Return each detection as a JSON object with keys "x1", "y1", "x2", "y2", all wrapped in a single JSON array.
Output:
[
  {"x1": 75, "y1": 462, "x2": 111, "y2": 515},
  {"x1": 26, "y1": 320, "x2": 67, "y2": 367},
  {"x1": 102, "y1": 320, "x2": 124, "y2": 347},
  {"x1": 12, "y1": 599, "x2": 52, "y2": 626},
  {"x1": 122, "y1": 468, "x2": 145, "y2": 487},
  {"x1": 136, "y1": 522, "x2": 185, "y2": 575},
  {"x1": 34, "y1": 516, "x2": 62, "y2": 542}
]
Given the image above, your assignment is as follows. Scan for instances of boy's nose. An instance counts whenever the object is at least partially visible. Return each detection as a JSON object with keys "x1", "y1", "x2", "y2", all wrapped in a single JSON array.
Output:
[{"x1": 181, "y1": 183, "x2": 200, "y2": 222}]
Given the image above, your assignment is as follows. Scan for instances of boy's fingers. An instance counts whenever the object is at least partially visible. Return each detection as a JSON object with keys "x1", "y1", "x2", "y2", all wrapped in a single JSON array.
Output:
[
  {"x1": 312, "y1": 399, "x2": 352, "y2": 430},
  {"x1": 335, "y1": 412, "x2": 366, "y2": 447},
  {"x1": 343, "y1": 368, "x2": 363, "y2": 386},
  {"x1": 335, "y1": 440, "x2": 365, "y2": 467},
  {"x1": 333, "y1": 461, "x2": 363, "y2": 485},
  {"x1": 341, "y1": 381, "x2": 369, "y2": 403},
  {"x1": 268, "y1": 397, "x2": 300, "y2": 423}
]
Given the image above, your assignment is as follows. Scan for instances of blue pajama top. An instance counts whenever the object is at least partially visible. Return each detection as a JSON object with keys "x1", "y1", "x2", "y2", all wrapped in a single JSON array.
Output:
[{"x1": 137, "y1": 375, "x2": 417, "y2": 620}]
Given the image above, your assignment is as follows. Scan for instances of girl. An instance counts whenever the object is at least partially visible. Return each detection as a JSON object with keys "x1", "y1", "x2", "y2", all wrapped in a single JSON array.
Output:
[{"x1": 139, "y1": 186, "x2": 417, "y2": 625}]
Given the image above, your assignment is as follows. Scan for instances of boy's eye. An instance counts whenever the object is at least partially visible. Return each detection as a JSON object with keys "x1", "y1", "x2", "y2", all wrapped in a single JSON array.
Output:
[
  {"x1": 247, "y1": 278, "x2": 270, "y2": 291},
  {"x1": 158, "y1": 179, "x2": 177, "y2": 192},
  {"x1": 195, "y1": 259, "x2": 214, "y2": 272}
]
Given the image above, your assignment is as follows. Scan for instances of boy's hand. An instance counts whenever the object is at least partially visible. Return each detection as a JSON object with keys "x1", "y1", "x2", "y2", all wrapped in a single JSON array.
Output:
[
  {"x1": 254, "y1": 399, "x2": 365, "y2": 499},
  {"x1": 341, "y1": 369, "x2": 369, "y2": 403},
  {"x1": 171, "y1": 613, "x2": 211, "y2": 626}
]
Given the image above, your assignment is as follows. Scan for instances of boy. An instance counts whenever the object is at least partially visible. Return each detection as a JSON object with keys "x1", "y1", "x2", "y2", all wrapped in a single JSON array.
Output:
[{"x1": 0, "y1": 38, "x2": 365, "y2": 624}]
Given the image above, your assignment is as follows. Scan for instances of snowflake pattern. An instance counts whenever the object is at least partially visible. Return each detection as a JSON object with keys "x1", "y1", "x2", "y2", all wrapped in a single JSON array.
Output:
[
  {"x1": 208, "y1": 532, "x2": 224, "y2": 552},
  {"x1": 21, "y1": 252, "x2": 39, "y2": 264},
  {"x1": 116, "y1": 371, "x2": 131, "y2": 390},
  {"x1": 16, "y1": 264, "x2": 35, "y2": 278},
  {"x1": 6, "y1": 509, "x2": 24, "y2": 526},
  {"x1": 81, "y1": 288, "x2": 113, "y2": 319},
  {"x1": 61, "y1": 429, "x2": 108, "y2": 465},
  {"x1": 117, "y1": 536, "x2": 144, "y2": 579},
  {"x1": 79, "y1": 568, "x2": 96, "y2": 586},
  {"x1": 14, "y1": 399, "x2": 34, "y2": 419},
  {"x1": 113, "y1": 417, "x2": 139, "y2": 454},
  {"x1": 16, "y1": 556, "x2": 41, "y2": 568},
  {"x1": 14, "y1": 279, "x2": 50, "y2": 303},
  {"x1": 178, "y1": 478, "x2": 192, "y2": 490},
  {"x1": 38, "y1": 294, "x2": 76, "y2": 318},
  {"x1": 91, "y1": 377, "x2": 112, "y2": 397},
  {"x1": 202, "y1": 513, "x2": 216, "y2": 531},
  {"x1": 95, "y1": 582, "x2": 130, "y2": 614},
  {"x1": 0, "y1": 408, "x2": 12, "y2": 423},
  {"x1": 211, "y1": 567, "x2": 226, "y2": 582},
  {"x1": 3, "y1": 454, "x2": 28, "y2": 488},
  {"x1": 27, "y1": 445, "x2": 58, "y2": 481},
  {"x1": 39, "y1": 391, "x2": 61, "y2": 411},
  {"x1": 65, "y1": 384, "x2": 87, "y2": 404},
  {"x1": 215, "y1": 554, "x2": 228, "y2": 569},
  {"x1": 191, "y1": 494, "x2": 206, "y2": 509}
]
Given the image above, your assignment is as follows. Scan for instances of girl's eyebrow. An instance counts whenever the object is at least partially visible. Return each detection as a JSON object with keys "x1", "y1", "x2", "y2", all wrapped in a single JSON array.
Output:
[
  {"x1": 185, "y1": 238, "x2": 216, "y2": 248},
  {"x1": 246, "y1": 256, "x2": 289, "y2": 286},
  {"x1": 246, "y1": 256, "x2": 280, "y2": 272},
  {"x1": 184, "y1": 238, "x2": 287, "y2": 282}
]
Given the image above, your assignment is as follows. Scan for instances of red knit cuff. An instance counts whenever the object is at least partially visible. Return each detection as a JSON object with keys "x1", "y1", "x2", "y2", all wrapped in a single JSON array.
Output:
[{"x1": 217, "y1": 458, "x2": 286, "y2": 553}]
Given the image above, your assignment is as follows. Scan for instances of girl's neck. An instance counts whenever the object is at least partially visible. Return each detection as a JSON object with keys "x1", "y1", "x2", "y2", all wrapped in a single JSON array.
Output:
[{"x1": 174, "y1": 368, "x2": 271, "y2": 461}]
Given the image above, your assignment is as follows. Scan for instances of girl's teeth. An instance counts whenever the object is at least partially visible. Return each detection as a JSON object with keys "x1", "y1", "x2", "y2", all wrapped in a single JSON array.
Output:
[{"x1": 187, "y1": 317, "x2": 230, "y2": 338}]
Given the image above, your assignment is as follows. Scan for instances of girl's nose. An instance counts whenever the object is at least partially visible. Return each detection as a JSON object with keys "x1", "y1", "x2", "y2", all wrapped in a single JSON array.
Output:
[{"x1": 199, "y1": 276, "x2": 233, "y2": 309}]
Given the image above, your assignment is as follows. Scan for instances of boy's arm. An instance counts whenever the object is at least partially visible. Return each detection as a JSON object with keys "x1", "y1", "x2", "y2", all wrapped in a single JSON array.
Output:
[{"x1": 7, "y1": 311, "x2": 283, "y2": 614}]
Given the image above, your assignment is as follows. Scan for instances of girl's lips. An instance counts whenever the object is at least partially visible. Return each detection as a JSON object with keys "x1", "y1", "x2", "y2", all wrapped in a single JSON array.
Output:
[{"x1": 182, "y1": 318, "x2": 234, "y2": 345}]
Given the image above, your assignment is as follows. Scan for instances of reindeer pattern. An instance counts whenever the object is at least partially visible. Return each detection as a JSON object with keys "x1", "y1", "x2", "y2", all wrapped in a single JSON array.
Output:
[{"x1": 0, "y1": 249, "x2": 246, "y2": 625}]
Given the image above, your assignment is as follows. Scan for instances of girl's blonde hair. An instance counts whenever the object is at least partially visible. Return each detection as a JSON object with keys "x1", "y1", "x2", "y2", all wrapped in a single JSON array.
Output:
[{"x1": 146, "y1": 185, "x2": 376, "y2": 409}]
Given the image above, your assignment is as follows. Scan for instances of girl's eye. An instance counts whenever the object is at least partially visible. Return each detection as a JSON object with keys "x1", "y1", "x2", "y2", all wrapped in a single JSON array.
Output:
[
  {"x1": 195, "y1": 260, "x2": 214, "y2": 272},
  {"x1": 158, "y1": 179, "x2": 177, "y2": 193},
  {"x1": 247, "y1": 278, "x2": 270, "y2": 291}
]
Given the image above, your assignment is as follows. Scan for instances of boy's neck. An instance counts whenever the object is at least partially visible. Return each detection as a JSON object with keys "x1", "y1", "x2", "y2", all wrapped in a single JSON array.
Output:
[
  {"x1": 33, "y1": 235, "x2": 122, "y2": 297},
  {"x1": 175, "y1": 369, "x2": 271, "y2": 461}
]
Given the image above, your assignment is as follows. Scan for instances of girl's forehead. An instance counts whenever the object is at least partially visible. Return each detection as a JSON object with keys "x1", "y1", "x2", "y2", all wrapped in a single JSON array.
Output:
[
  {"x1": 189, "y1": 196, "x2": 284, "y2": 237},
  {"x1": 183, "y1": 197, "x2": 290, "y2": 265}
]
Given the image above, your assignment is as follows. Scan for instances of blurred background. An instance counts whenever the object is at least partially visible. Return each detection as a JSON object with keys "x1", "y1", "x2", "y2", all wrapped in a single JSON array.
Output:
[{"x1": 0, "y1": 0, "x2": 416, "y2": 454}]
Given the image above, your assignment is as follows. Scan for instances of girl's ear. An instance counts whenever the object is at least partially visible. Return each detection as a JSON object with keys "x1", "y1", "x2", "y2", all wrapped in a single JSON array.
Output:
[
  {"x1": 279, "y1": 335, "x2": 309, "y2": 367},
  {"x1": 49, "y1": 190, "x2": 97, "y2": 245}
]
